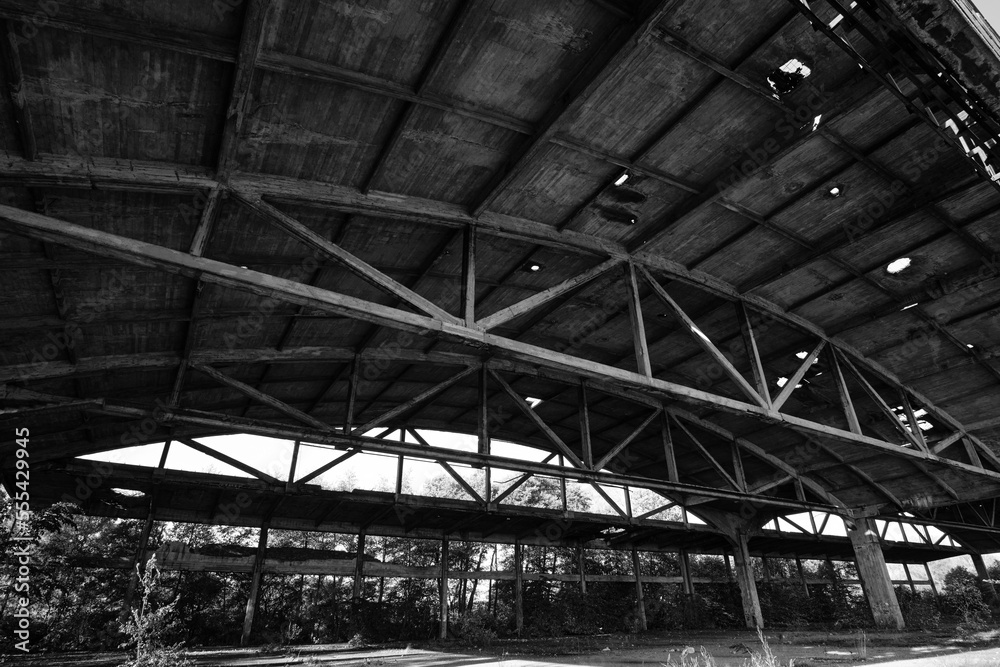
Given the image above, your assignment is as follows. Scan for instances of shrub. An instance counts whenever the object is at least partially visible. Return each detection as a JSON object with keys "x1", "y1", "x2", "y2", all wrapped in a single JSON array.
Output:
[
  {"x1": 119, "y1": 556, "x2": 191, "y2": 667},
  {"x1": 942, "y1": 567, "x2": 991, "y2": 633}
]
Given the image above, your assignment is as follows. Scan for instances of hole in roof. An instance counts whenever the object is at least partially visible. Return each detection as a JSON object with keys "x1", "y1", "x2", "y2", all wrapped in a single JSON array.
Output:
[
  {"x1": 111, "y1": 488, "x2": 145, "y2": 497},
  {"x1": 526, "y1": 397, "x2": 542, "y2": 408},
  {"x1": 827, "y1": 184, "x2": 844, "y2": 197},
  {"x1": 886, "y1": 257, "x2": 912, "y2": 274},
  {"x1": 812, "y1": 114, "x2": 823, "y2": 131},
  {"x1": 629, "y1": 216, "x2": 638, "y2": 225},
  {"x1": 614, "y1": 171, "x2": 630, "y2": 187},
  {"x1": 767, "y1": 59, "x2": 812, "y2": 96},
  {"x1": 795, "y1": 350, "x2": 808, "y2": 359},
  {"x1": 901, "y1": 302, "x2": 919, "y2": 311},
  {"x1": 777, "y1": 376, "x2": 789, "y2": 387},
  {"x1": 524, "y1": 262, "x2": 543, "y2": 273}
]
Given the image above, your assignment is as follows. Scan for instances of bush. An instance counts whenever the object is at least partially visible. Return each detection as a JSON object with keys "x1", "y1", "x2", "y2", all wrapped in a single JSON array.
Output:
[
  {"x1": 457, "y1": 607, "x2": 498, "y2": 647},
  {"x1": 942, "y1": 567, "x2": 991, "y2": 633},
  {"x1": 119, "y1": 556, "x2": 191, "y2": 667},
  {"x1": 896, "y1": 588, "x2": 941, "y2": 630}
]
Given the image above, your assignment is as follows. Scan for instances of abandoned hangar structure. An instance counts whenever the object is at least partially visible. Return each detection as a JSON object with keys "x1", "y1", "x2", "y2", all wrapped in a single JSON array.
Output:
[{"x1": 2, "y1": 0, "x2": 1000, "y2": 639}]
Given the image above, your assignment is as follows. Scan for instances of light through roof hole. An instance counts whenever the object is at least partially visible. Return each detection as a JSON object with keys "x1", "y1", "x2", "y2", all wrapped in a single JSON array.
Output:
[
  {"x1": 886, "y1": 257, "x2": 912, "y2": 274},
  {"x1": 767, "y1": 59, "x2": 812, "y2": 96}
]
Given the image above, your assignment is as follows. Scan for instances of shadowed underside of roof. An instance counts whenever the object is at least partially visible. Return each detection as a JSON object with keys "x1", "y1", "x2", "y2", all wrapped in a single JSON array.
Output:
[{"x1": 1, "y1": 0, "x2": 1000, "y2": 547}]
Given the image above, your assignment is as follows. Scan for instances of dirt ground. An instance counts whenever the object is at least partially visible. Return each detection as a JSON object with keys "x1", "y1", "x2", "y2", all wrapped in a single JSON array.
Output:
[{"x1": 4, "y1": 629, "x2": 1000, "y2": 667}]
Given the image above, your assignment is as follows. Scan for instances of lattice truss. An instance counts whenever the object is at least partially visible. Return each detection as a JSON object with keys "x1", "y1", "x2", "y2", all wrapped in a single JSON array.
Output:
[{"x1": 0, "y1": 0, "x2": 999, "y2": 553}]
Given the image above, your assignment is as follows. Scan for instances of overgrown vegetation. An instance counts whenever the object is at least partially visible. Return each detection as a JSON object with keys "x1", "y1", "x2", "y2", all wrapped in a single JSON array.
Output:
[
  {"x1": 119, "y1": 556, "x2": 191, "y2": 667},
  {"x1": 2, "y1": 481, "x2": 997, "y2": 652}
]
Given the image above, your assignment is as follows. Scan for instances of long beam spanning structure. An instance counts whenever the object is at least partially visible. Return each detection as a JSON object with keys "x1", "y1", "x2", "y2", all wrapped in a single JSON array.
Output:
[{"x1": 2, "y1": 0, "x2": 1000, "y2": 634}]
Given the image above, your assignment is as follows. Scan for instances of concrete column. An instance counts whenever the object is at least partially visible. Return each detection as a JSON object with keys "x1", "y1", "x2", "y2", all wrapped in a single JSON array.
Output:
[
  {"x1": 241, "y1": 522, "x2": 269, "y2": 646},
  {"x1": 847, "y1": 516, "x2": 904, "y2": 630},
  {"x1": 514, "y1": 541, "x2": 524, "y2": 636},
  {"x1": 972, "y1": 554, "x2": 998, "y2": 601},
  {"x1": 731, "y1": 532, "x2": 764, "y2": 629},
  {"x1": 439, "y1": 537, "x2": 449, "y2": 640},
  {"x1": 631, "y1": 546, "x2": 647, "y2": 631}
]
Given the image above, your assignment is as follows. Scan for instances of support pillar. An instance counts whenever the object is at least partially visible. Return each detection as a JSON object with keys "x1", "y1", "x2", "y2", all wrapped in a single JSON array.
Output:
[
  {"x1": 241, "y1": 522, "x2": 269, "y2": 646},
  {"x1": 631, "y1": 546, "x2": 647, "y2": 631},
  {"x1": 353, "y1": 530, "x2": 366, "y2": 601},
  {"x1": 577, "y1": 545, "x2": 587, "y2": 594},
  {"x1": 514, "y1": 540, "x2": 524, "y2": 637},
  {"x1": 439, "y1": 537, "x2": 449, "y2": 640},
  {"x1": 120, "y1": 511, "x2": 155, "y2": 621},
  {"x1": 796, "y1": 555, "x2": 810, "y2": 597},
  {"x1": 971, "y1": 553, "x2": 998, "y2": 601},
  {"x1": 679, "y1": 549, "x2": 694, "y2": 597},
  {"x1": 924, "y1": 562, "x2": 939, "y2": 597},
  {"x1": 847, "y1": 516, "x2": 904, "y2": 630},
  {"x1": 731, "y1": 532, "x2": 764, "y2": 629}
]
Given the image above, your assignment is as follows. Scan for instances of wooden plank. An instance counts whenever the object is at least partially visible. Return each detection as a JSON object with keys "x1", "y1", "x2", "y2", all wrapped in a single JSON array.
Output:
[
  {"x1": 237, "y1": 194, "x2": 460, "y2": 323},
  {"x1": 353, "y1": 366, "x2": 477, "y2": 435},
  {"x1": 632, "y1": 546, "x2": 647, "y2": 631},
  {"x1": 296, "y1": 450, "x2": 357, "y2": 485},
  {"x1": 489, "y1": 370, "x2": 585, "y2": 469},
  {"x1": 641, "y1": 266, "x2": 765, "y2": 407},
  {"x1": 438, "y1": 460, "x2": 484, "y2": 505},
  {"x1": 625, "y1": 263, "x2": 652, "y2": 378},
  {"x1": 831, "y1": 348, "x2": 862, "y2": 434},
  {"x1": 594, "y1": 408, "x2": 662, "y2": 472},
  {"x1": 477, "y1": 258, "x2": 620, "y2": 331},
  {"x1": 899, "y1": 391, "x2": 928, "y2": 451},
  {"x1": 738, "y1": 303, "x2": 772, "y2": 408},
  {"x1": 579, "y1": 382, "x2": 593, "y2": 469},
  {"x1": 191, "y1": 362, "x2": 333, "y2": 432},
  {"x1": 256, "y1": 52, "x2": 532, "y2": 135},
  {"x1": 671, "y1": 415, "x2": 741, "y2": 491},
  {"x1": 661, "y1": 411, "x2": 679, "y2": 483},
  {"x1": 772, "y1": 341, "x2": 827, "y2": 411},
  {"x1": 241, "y1": 522, "x2": 269, "y2": 645},
  {"x1": 177, "y1": 437, "x2": 281, "y2": 484},
  {"x1": 840, "y1": 357, "x2": 924, "y2": 450}
]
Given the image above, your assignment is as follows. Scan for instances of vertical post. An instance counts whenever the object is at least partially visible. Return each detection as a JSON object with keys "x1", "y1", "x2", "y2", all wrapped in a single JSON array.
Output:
[
  {"x1": 624, "y1": 262, "x2": 652, "y2": 378},
  {"x1": 241, "y1": 521, "x2": 269, "y2": 646},
  {"x1": 157, "y1": 440, "x2": 171, "y2": 468},
  {"x1": 796, "y1": 556, "x2": 810, "y2": 597},
  {"x1": 395, "y1": 456, "x2": 404, "y2": 500},
  {"x1": 631, "y1": 546, "x2": 647, "y2": 631},
  {"x1": 287, "y1": 440, "x2": 300, "y2": 488},
  {"x1": 514, "y1": 540, "x2": 524, "y2": 637},
  {"x1": 558, "y1": 456, "x2": 568, "y2": 512},
  {"x1": 439, "y1": 537, "x2": 449, "y2": 640},
  {"x1": 462, "y1": 225, "x2": 476, "y2": 326},
  {"x1": 477, "y1": 364, "x2": 489, "y2": 456},
  {"x1": 353, "y1": 530, "x2": 366, "y2": 601},
  {"x1": 847, "y1": 516, "x2": 905, "y2": 629},
  {"x1": 577, "y1": 545, "x2": 587, "y2": 594},
  {"x1": 120, "y1": 510, "x2": 156, "y2": 621},
  {"x1": 731, "y1": 532, "x2": 764, "y2": 629},
  {"x1": 761, "y1": 556, "x2": 771, "y2": 583},
  {"x1": 971, "y1": 553, "x2": 998, "y2": 601},
  {"x1": 579, "y1": 381, "x2": 593, "y2": 469}
]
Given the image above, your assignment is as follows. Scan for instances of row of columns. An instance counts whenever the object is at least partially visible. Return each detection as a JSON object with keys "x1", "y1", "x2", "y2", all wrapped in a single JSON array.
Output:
[{"x1": 123, "y1": 516, "x2": 992, "y2": 643}]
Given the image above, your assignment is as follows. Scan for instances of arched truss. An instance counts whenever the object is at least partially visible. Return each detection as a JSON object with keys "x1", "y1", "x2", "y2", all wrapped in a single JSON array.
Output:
[{"x1": 2, "y1": 0, "x2": 1000, "y2": 550}]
